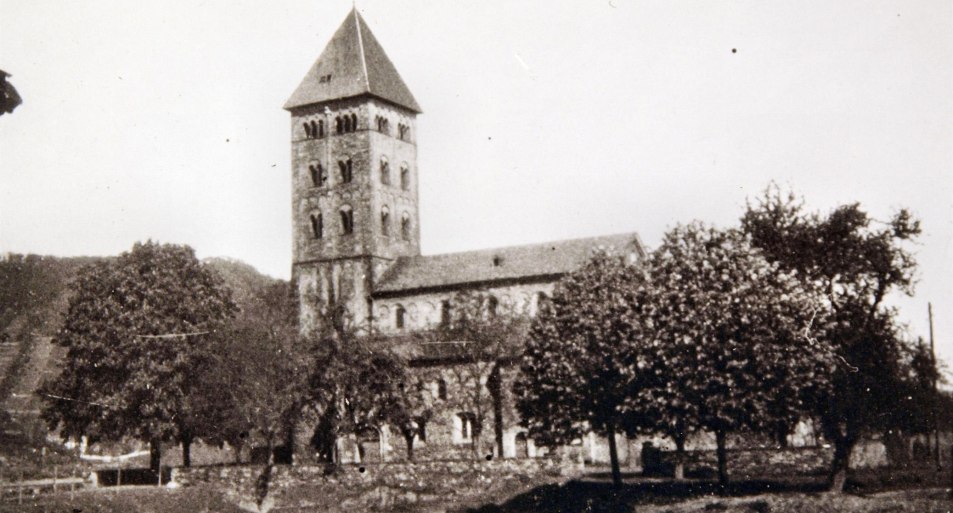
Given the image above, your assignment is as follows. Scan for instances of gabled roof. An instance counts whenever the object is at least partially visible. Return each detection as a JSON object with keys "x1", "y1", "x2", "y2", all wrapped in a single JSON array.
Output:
[
  {"x1": 284, "y1": 9, "x2": 421, "y2": 113},
  {"x1": 374, "y1": 232, "x2": 645, "y2": 296}
]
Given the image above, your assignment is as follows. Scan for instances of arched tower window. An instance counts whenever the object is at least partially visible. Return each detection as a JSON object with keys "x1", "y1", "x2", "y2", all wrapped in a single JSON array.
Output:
[
  {"x1": 310, "y1": 213, "x2": 323, "y2": 239},
  {"x1": 380, "y1": 205, "x2": 390, "y2": 236},
  {"x1": 350, "y1": 113, "x2": 358, "y2": 131},
  {"x1": 338, "y1": 159, "x2": 353, "y2": 184},
  {"x1": 335, "y1": 116, "x2": 343, "y2": 134},
  {"x1": 339, "y1": 205, "x2": 354, "y2": 235},
  {"x1": 400, "y1": 164, "x2": 410, "y2": 191},
  {"x1": 303, "y1": 122, "x2": 312, "y2": 138},
  {"x1": 376, "y1": 116, "x2": 390, "y2": 134},
  {"x1": 380, "y1": 157, "x2": 390, "y2": 185},
  {"x1": 395, "y1": 304, "x2": 406, "y2": 329},
  {"x1": 309, "y1": 163, "x2": 326, "y2": 187},
  {"x1": 343, "y1": 115, "x2": 352, "y2": 132},
  {"x1": 310, "y1": 120, "x2": 318, "y2": 138},
  {"x1": 317, "y1": 119, "x2": 324, "y2": 138},
  {"x1": 400, "y1": 212, "x2": 411, "y2": 241}
]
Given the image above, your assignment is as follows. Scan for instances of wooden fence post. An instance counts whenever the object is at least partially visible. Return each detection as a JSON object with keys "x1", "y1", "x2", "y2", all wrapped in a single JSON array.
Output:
[{"x1": 53, "y1": 465, "x2": 58, "y2": 493}]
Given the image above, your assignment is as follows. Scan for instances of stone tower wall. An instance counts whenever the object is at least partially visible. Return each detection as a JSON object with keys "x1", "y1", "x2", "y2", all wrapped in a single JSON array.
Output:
[{"x1": 290, "y1": 97, "x2": 419, "y2": 334}]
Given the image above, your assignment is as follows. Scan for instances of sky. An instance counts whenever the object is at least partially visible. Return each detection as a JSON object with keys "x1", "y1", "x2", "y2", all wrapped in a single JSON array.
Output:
[{"x1": 1, "y1": 1, "x2": 951, "y2": 371}]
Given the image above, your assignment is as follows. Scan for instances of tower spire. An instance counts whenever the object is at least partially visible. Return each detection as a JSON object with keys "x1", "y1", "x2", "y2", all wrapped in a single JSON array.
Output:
[{"x1": 284, "y1": 9, "x2": 420, "y2": 112}]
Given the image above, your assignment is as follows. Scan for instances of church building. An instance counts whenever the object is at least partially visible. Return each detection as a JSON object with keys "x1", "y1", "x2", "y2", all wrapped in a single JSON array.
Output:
[{"x1": 285, "y1": 9, "x2": 644, "y2": 463}]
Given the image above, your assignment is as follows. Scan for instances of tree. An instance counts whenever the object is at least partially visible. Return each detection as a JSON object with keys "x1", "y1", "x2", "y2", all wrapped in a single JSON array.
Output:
[
  {"x1": 431, "y1": 290, "x2": 528, "y2": 460},
  {"x1": 741, "y1": 186, "x2": 921, "y2": 491},
  {"x1": 0, "y1": 70, "x2": 21, "y2": 116},
  {"x1": 515, "y1": 252, "x2": 650, "y2": 488},
  {"x1": 385, "y1": 374, "x2": 433, "y2": 462},
  {"x1": 640, "y1": 223, "x2": 833, "y2": 487},
  {"x1": 193, "y1": 281, "x2": 305, "y2": 466},
  {"x1": 40, "y1": 241, "x2": 236, "y2": 471},
  {"x1": 304, "y1": 310, "x2": 411, "y2": 465},
  {"x1": 890, "y1": 339, "x2": 943, "y2": 448}
]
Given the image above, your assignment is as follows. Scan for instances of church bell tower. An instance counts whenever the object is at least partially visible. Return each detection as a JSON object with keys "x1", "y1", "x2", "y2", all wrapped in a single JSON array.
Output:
[{"x1": 285, "y1": 8, "x2": 422, "y2": 334}]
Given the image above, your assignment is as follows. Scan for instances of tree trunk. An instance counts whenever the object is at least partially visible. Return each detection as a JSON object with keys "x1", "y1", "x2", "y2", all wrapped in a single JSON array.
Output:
[
  {"x1": 828, "y1": 436, "x2": 854, "y2": 493},
  {"x1": 607, "y1": 424, "x2": 622, "y2": 488},
  {"x1": 404, "y1": 432, "x2": 415, "y2": 461},
  {"x1": 149, "y1": 438, "x2": 161, "y2": 473},
  {"x1": 715, "y1": 429, "x2": 729, "y2": 488},
  {"x1": 674, "y1": 435, "x2": 686, "y2": 480},
  {"x1": 489, "y1": 364, "x2": 505, "y2": 459},
  {"x1": 233, "y1": 443, "x2": 243, "y2": 464},
  {"x1": 774, "y1": 422, "x2": 790, "y2": 448},
  {"x1": 471, "y1": 434, "x2": 481, "y2": 459},
  {"x1": 181, "y1": 434, "x2": 192, "y2": 468}
]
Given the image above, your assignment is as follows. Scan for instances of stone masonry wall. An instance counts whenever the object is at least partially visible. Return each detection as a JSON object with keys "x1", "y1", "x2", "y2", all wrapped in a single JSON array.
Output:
[
  {"x1": 171, "y1": 457, "x2": 579, "y2": 511},
  {"x1": 654, "y1": 447, "x2": 831, "y2": 479}
]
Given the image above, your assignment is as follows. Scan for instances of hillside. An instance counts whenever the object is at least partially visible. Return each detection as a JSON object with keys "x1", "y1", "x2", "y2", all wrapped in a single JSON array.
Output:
[
  {"x1": 202, "y1": 257, "x2": 284, "y2": 314},
  {"x1": 0, "y1": 254, "x2": 101, "y2": 409}
]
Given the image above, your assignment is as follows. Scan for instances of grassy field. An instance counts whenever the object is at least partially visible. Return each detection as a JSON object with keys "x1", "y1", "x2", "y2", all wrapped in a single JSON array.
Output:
[
  {"x1": 0, "y1": 485, "x2": 247, "y2": 513},
  {"x1": 465, "y1": 479, "x2": 952, "y2": 513},
  {"x1": 635, "y1": 489, "x2": 951, "y2": 513}
]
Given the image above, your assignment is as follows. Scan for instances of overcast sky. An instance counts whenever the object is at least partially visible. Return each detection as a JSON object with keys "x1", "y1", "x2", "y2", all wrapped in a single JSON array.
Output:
[{"x1": 1, "y1": 0, "x2": 951, "y2": 370}]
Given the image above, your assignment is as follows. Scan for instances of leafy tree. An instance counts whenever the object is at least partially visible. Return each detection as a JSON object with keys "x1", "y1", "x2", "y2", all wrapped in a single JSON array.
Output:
[
  {"x1": 515, "y1": 252, "x2": 650, "y2": 487},
  {"x1": 0, "y1": 70, "x2": 21, "y2": 116},
  {"x1": 304, "y1": 309, "x2": 410, "y2": 464},
  {"x1": 430, "y1": 290, "x2": 528, "y2": 459},
  {"x1": 640, "y1": 223, "x2": 833, "y2": 486},
  {"x1": 39, "y1": 241, "x2": 236, "y2": 471},
  {"x1": 385, "y1": 374, "x2": 433, "y2": 461},
  {"x1": 741, "y1": 186, "x2": 921, "y2": 491},
  {"x1": 889, "y1": 340, "x2": 942, "y2": 443},
  {"x1": 194, "y1": 281, "x2": 304, "y2": 466}
]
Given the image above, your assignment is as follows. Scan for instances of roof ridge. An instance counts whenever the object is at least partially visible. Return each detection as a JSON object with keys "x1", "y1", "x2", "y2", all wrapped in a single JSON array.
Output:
[
  {"x1": 416, "y1": 231, "x2": 644, "y2": 259},
  {"x1": 374, "y1": 232, "x2": 646, "y2": 295},
  {"x1": 354, "y1": 8, "x2": 371, "y2": 90}
]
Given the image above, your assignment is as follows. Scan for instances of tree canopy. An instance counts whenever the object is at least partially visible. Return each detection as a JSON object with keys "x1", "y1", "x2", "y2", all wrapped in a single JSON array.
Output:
[
  {"x1": 741, "y1": 185, "x2": 923, "y2": 491},
  {"x1": 515, "y1": 251, "x2": 649, "y2": 487},
  {"x1": 303, "y1": 310, "x2": 411, "y2": 464},
  {"x1": 516, "y1": 226, "x2": 836, "y2": 487},
  {"x1": 193, "y1": 281, "x2": 303, "y2": 465},
  {"x1": 639, "y1": 223, "x2": 834, "y2": 485},
  {"x1": 40, "y1": 241, "x2": 236, "y2": 470}
]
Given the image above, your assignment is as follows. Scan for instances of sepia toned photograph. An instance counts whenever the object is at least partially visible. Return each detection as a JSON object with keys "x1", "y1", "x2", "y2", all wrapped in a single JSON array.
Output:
[{"x1": 1, "y1": 1, "x2": 951, "y2": 511}]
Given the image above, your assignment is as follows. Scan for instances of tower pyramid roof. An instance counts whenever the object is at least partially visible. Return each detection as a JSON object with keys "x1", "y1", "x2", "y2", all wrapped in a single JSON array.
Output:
[{"x1": 284, "y1": 9, "x2": 421, "y2": 113}]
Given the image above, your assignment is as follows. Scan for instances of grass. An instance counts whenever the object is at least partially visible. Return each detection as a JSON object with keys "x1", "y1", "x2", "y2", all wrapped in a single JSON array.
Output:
[
  {"x1": 462, "y1": 465, "x2": 953, "y2": 513},
  {"x1": 0, "y1": 485, "x2": 247, "y2": 513},
  {"x1": 0, "y1": 444, "x2": 949, "y2": 513}
]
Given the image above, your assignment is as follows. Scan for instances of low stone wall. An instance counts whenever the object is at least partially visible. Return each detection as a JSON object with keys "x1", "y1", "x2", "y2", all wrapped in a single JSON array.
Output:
[
  {"x1": 173, "y1": 456, "x2": 573, "y2": 488},
  {"x1": 171, "y1": 457, "x2": 580, "y2": 510},
  {"x1": 658, "y1": 447, "x2": 831, "y2": 478},
  {"x1": 648, "y1": 440, "x2": 890, "y2": 478}
]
